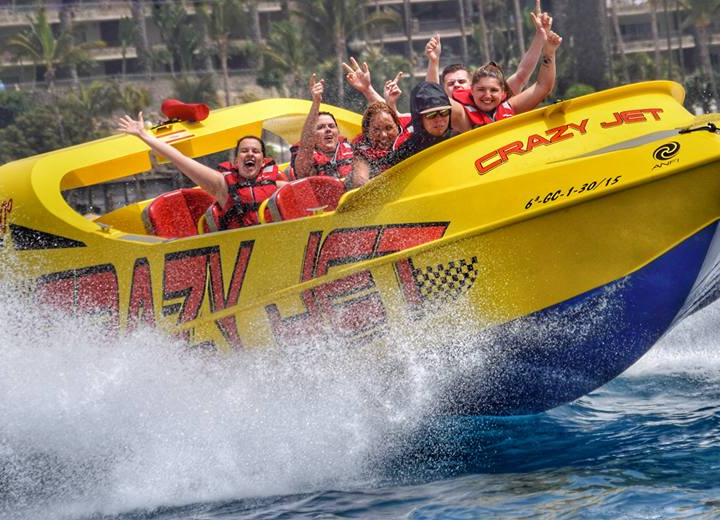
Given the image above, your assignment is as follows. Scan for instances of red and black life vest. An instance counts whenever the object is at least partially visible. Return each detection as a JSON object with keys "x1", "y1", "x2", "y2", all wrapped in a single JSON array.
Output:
[
  {"x1": 452, "y1": 89, "x2": 515, "y2": 128},
  {"x1": 207, "y1": 158, "x2": 284, "y2": 230},
  {"x1": 351, "y1": 114, "x2": 413, "y2": 167},
  {"x1": 289, "y1": 136, "x2": 354, "y2": 179},
  {"x1": 394, "y1": 114, "x2": 413, "y2": 149}
]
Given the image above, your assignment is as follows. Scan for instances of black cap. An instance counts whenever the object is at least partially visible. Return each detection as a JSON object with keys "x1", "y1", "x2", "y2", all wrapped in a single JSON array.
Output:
[{"x1": 410, "y1": 82, "x2": 452, "y2": 116}]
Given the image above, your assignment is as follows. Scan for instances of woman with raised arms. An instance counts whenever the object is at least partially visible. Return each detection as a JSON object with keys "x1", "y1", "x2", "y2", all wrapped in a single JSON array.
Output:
[{"x1": 117, "y1": 113, "x2": 288, "y2": 229}]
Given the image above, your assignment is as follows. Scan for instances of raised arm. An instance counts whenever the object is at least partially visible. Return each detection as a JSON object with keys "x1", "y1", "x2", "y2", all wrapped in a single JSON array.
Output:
[
  {"x1": 343, "y1": 57, "x2": 384, "y2": 105},
  {"x1": 294, "y1": 74, "x2": 324, "y2": 179},
  {"x1": 508, "y1": 30, "x2": 562, "y2": 115},
  {"x1": 506, "y1": 0, "x2": 550, "y2": 95},
  {"x1": 425, "y1": 34, "x2": 441, "y2": 84},
  {"x1": 383, "y1": 71, "x2": 407, "y2": 117},
  {"x1": 450, "y1": 96, "x2": 472, "y2": 133},
  {"x1": 117, "y1": 112, "x2": 228, "y2": 205}
]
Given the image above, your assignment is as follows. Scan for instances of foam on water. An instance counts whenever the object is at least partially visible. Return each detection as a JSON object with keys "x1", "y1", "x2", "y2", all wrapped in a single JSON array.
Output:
[
  {"x1": 2, "y1": 277, "x2": 720, "y2": 519},
  {"x1": 626, "y1": 298, "x2": 720, "y2": 377},
  {"x1": 0, "y1": 280, "x2": 457, "y2": 519}
]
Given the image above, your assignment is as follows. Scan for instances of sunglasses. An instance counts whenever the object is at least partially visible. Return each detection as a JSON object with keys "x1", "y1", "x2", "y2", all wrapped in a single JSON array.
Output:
[{"x1": 423, "y1": 109, "x2": 450, "y2": 119}]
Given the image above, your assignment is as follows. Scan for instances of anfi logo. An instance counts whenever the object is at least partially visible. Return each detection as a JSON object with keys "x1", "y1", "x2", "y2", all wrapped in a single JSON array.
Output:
[{"x1": 653, "y1": 142, "x2": 680, "y2": 161}]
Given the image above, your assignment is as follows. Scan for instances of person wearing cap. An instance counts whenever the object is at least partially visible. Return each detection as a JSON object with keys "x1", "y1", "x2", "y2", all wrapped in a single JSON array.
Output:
[
  {"x1": 291, "y1": 74, "x2": 354, "y2": 180},
  {"x1": 117, "y1": 112, "x2": 288, "y2": 229},
  {"x1": 347, "y1": 81, "x2": 455, "y2": 187}
]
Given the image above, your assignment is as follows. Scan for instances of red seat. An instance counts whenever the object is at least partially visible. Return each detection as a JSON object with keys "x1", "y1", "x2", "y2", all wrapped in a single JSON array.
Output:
[
  {"x1": 142, "y1": 188, "x2": 215, "y2": 238},
  {"x1": 266, "y1": 177, "x2": 346, "y2": 222}
]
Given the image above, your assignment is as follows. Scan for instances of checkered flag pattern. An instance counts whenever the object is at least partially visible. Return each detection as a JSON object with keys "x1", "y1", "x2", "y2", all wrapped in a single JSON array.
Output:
[{"x1": 412, "y1": 257, "x2": 479, "y2": 304}]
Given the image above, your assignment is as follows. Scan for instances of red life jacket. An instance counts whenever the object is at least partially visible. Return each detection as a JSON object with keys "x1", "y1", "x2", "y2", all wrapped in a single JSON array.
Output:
[
  {"x1": 394, "y1": 115, "x2": 413, "y2": 149},
  {"x1": 452, "y1": 89, "x2": 515, "y2": 128},
  {"x1": 351, "y1": 133, "x2": 392, "y2": 178},
  {"x1": 207, "y1": 158, "x2": 283, "y2": 230},
  {"x1": 289, "y1": 136, "x2": 354, "y2": 179},
  {"x1": 351, "y1": 114, "x2": 412, "y2": 157}
]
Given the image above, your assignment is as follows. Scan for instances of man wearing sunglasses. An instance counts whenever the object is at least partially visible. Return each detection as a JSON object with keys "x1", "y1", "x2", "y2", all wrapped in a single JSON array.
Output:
[{"x1": 385, "y1": 82, "x2": 455, "y2": 167}]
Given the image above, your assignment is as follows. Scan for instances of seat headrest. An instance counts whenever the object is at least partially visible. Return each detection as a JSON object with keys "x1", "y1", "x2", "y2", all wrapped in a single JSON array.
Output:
[{"x1": 161, "y1": 98, "x2": 210, "y2": 122}]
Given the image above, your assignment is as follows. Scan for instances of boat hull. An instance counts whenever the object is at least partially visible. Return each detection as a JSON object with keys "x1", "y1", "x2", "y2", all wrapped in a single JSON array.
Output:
[{"x1": 444, "y1": 222, "x2": 717, "y2": 415}]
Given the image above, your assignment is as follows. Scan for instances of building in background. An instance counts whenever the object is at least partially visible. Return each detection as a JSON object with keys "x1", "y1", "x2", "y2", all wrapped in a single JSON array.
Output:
[{"x1": 1, "y1": 0, "x2": 718, "y2": 89}]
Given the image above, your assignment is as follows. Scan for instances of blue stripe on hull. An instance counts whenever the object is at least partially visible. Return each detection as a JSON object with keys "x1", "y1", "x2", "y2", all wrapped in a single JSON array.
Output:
[{"x1": 448, "y1": 222, "x2": 718, "y2": 416}]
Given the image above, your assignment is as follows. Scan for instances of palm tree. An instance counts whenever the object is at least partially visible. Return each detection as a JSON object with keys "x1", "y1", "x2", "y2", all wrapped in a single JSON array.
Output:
[
  {"x1": 512, "y1": 0, "x2": 525, "y2": 56},
  {"x1": 608, "y1": 0, "x2": 630, "y2": 84},
  {"x1": 663, "y1": 0, "x2": 674, "y2": 78},
  {"x1": 6, "y1": 7, "x2": 103, "y2": 94},
  {"x1": 261, "y1": 20, "x2": 315, "y2": 97},
  {"x1": 193, "y1": 1, "x2": 218, "y2": 75},
  {"x1": 674, "y1": 0, "x2": 686, "y2": 83},
  {"x1": 293, "y1": 0, "x2": 397, "y2": 103},
  {"x1": 118, "y1": 17, "x2": 136, "y2": 80},
  {"x1": 402, "y1": 0, "x2": 414, "y2": 69},
  {"x1": 649, "y1": 0, "x2": 662, "y2": 78},
  {"x1": 681, "y1": 0, "x2": 720, "y2": 103},
  {"x1": 108, "y1": 82, "x2": 150, "y2": 115},
  {"x1": 130, "y1": 0, "x2": 152, "y2": 79},
  {"x1": 205, "y1": 0, "x2": 246, "y2": 106},
  {"x1": 173, "y1": 74, "x2": 220, "y2": 107},
  {"x1": 457, "y1": 0, "x2": 469, "y2": 65},
  {"x1": 475, "y1": 0, "x2": 491, "y2": 63},
  {"x1": 62, "y1": 81, "x2": 118, "y2": 132},
  {"x1": 247, "y1": 0, "x2": 264, "y2": 70},
  {"x1": 153, "y1": 3, "x2": 202, "y2": 75},
  {"x1": 59, "y1": 0, "x2": 78, "y2": 88}
]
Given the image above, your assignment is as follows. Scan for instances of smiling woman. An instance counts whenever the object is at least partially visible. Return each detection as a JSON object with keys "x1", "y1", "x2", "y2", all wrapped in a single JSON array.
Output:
[
  {"x1": 291, "y1": 74, "x2": 355, "y2": 181},
  {"x1": 347, "y1": 82, "x2": 454, "y2": 188},
  {"x1": 451, "y1": 29, "x2": 563, "y2": 133},
  {"x1": 347, "y1": 102, "x2": 402, "y2": 186},
  {"x1": 116, "y1": 113, "x2": 289, "y2": 230}
]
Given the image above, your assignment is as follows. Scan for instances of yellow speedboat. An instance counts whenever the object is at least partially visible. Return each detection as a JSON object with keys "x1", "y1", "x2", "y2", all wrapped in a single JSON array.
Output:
[{"x1": 2, "y1": 81, "x2": 720, "y2": 415}]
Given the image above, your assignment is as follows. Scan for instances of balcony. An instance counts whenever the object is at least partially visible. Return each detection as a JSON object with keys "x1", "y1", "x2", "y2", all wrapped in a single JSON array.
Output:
[
  {"x1": 370, "y1": 0, "x2": 455, "y2": 5},
  {"x1": 371, "y1": 18, "x2": 464, "y2": 44},
  {"x1": 612, "y1": 0, "x2": 653, "y2": 15},
  {"x1": 623, "y1": 34, "x2": 695, "y2": 53},
  {"x1": 0, "y1": 1, "x2": 131, "y2": 27},
  {"x1": 0, "y1": 0, "x2": 282, "y2": 28}
]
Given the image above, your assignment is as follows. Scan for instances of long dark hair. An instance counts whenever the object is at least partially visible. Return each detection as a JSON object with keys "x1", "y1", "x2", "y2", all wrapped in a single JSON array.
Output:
[{"x1": 361, "y1": 102, "x2": 401, "y2": 138}]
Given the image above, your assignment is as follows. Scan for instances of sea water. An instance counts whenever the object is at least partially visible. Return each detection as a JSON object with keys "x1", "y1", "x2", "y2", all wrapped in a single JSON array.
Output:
[{"x1": 1, "y1": 280, "x2": 719, "y2": 519}]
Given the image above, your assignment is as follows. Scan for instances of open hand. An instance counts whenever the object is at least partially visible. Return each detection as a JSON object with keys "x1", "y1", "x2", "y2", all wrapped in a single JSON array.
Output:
[
  {"x1": 342, "y1": 57, "x2": 372, "y2": 92},
  {"x1": 117, "y1": 112, "x2": 147, "y2": 137}
]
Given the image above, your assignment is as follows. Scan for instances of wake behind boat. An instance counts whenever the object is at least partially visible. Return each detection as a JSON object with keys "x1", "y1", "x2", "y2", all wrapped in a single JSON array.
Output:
[{"x1": 1, "y1": 80, "x2": 720, "y2": 415}]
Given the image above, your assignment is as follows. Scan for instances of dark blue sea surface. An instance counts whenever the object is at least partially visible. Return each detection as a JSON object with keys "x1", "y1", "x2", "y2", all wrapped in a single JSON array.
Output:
[{"x1": 1, "y1": 287, "x2": 719, "y2": 519}]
